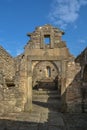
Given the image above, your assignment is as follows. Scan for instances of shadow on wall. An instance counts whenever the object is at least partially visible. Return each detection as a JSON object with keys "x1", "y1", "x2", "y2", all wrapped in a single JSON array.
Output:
[{"x1": 64, "y1": 69, "x2": 87, "y2": 113}]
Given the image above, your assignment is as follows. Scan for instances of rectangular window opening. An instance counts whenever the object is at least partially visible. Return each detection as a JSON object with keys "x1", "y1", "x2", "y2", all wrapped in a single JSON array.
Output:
[{"x1": 44, "y1": 35, "x2": 50, "y2": 44}]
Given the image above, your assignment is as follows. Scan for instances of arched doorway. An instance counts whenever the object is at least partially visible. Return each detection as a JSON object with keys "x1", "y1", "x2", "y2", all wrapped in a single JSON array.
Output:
[{"x1": 32, "y1": 61, "x2": 59, "y2": 91}]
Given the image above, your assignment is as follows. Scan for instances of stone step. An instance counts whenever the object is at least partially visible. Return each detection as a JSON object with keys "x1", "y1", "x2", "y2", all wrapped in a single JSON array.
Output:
[
  {"x1": 32, "y1": 100, "x2": 61, "y2": 110},
  {"x1": 33, "y1": 94, "x2": 60, "y2": 100},
  {"x1": 33, "y1": 90, "x2": 59, "y2": 95},
  {"x1": 33, "y1": 98, "x2": 61, "y2": 103},
  {"x1": 32, "y1": 90, "x2": 61, "y2": 111},
  {"x1": 33, "y1": 100, "x2": 61, "y2": 105}
]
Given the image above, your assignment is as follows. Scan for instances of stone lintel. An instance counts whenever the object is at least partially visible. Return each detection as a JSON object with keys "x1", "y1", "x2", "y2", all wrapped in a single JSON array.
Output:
[{"x1": 27, "y1": 55, "x2": 68, "y2": 61}]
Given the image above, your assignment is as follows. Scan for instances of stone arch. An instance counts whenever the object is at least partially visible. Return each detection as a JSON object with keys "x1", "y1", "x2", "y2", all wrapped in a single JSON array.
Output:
[
  {"x1": 32, "y1": 61, "x2": 59, "y2": 90},
  {"x1": 33, "y1": 61, "x2": 59, "y2": 73}
]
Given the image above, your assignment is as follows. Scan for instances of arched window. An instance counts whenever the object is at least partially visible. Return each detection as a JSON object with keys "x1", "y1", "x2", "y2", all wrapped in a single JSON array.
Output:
[
  {"x1": 83, "y1": 65, "x2": 87, "y2": 82},
  {"x1": 46, "y1": 66, "x2": 51, "y2": 77}
]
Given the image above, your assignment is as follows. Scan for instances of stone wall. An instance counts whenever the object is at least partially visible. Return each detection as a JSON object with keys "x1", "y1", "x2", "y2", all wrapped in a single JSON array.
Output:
[
  {"x1": 0, "y1": 46, "x2": 25, "y2": 114},
  {"x1": 65, "y1": 48, "x2": 87, "y2": 113},
  {"x1": 0, "y1": 46, "x2": 15, "y2": 114},
  {"x1": 75, "y1": 48, "x2": 87, "y2": 112},
  {"x1": 14, "y1": 54, "x2": 28, "y2": 111},
  {"x1": 25, "y1": 24, "x2": 70, "y2": 59},
  {"x1": 65, "y1": 60, "x2": 82, "y2": 112},
  {"x1": 26, "y1": 24, "x2": 66, "y2": 50},
  {"x1": 0, "y1": 46, "x2": 15, "y2": 80},
  {"x1": 24, "y1": 24, "x2": 76, "y2": 112}
]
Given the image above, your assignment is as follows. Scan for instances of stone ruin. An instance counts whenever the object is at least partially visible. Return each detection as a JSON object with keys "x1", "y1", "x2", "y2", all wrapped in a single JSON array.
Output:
[{"x1": 0, "y1": 24, "x2": 87, "y2": 114}]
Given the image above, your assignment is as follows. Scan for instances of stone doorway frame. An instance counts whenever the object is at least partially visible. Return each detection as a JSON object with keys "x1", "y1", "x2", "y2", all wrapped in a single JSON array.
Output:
[{"x1": 24, "y1": 55, "x2": 67, "y2": 112}]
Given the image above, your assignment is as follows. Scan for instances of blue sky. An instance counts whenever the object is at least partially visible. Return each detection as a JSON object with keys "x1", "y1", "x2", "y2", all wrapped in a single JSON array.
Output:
[{"x1": 0, "y1": 0, "x2": 87, "y2": 57}]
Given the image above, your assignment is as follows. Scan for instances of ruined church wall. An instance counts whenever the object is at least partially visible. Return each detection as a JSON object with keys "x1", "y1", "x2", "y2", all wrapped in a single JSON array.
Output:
[
  {"x1": 0, "y1": 47, "x2": 28, "y2": 113},
  {"x1": 65, "y1": 59, "x2": 82, "y2": 112},
  {"x1": 0, "y1": 46, "x2": 15, "y2": 80},
  {"x1": 25, "y1": 47, "x2": 70, "y2": 58},
  {"x1": 14, "y1": 54, "x2": 28, "y2": 111},
  {"x1": 0, "y1": 24, "x2": 86, "y2": 113},
  {"x1": 75, "y1": 48, "x2": 87, "y2": 113},
  {"x1": 0, "y1": 46, "x2": 19, "y2": 113}
]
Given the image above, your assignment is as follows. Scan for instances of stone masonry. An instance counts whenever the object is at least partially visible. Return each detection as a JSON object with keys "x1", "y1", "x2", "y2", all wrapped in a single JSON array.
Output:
[{"x1": 0, "y1": 24, "x2": 87, "y2": 114}]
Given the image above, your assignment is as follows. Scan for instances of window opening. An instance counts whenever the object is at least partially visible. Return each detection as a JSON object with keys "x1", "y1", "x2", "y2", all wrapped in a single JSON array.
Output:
[
  {"x1": 44, "y1": 35, "x2": 50, "y2": 44},
  {"x1": 46, "y1": 66, "x2": 51, "y2": 77}
]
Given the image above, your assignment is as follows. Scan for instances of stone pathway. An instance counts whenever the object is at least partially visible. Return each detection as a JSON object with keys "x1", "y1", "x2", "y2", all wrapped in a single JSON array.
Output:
[
  {"x1": 0, "y1": 89, "x2": 87, "y2": 130},
  {"x1": 0, "y1": 89, "x2": 67, "y2": 130},
  {"x1": 0, "y1": 110, "x2": 66, "y2": 130},
  {"x1": 0, "y1": 111, "x2": 87, "y2": 130},
  {"x1": 63, "y1": 113, "x2": 87, "y2": 130}
]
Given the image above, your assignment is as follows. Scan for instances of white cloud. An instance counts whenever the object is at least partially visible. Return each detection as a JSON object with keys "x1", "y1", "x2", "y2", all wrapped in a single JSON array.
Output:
[{"x1": 49, "y1": 0, "x2": 87, "y2": 29}]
